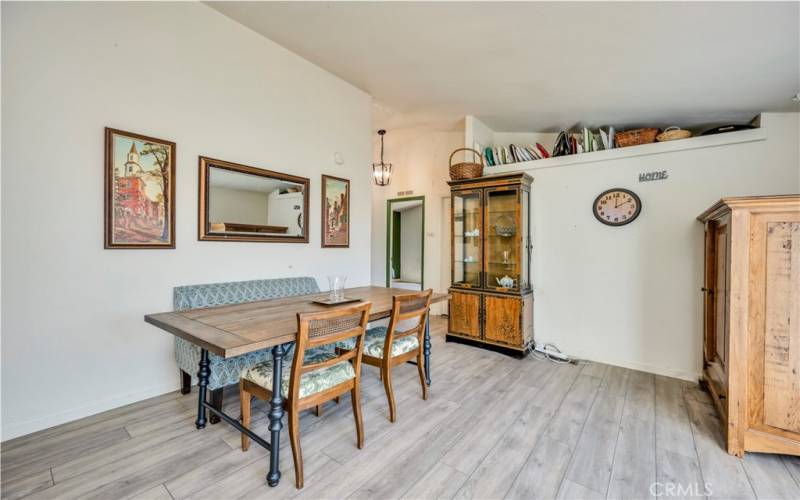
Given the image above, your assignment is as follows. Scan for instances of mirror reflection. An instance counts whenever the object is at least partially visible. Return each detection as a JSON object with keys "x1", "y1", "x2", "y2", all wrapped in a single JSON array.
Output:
[{"x1": 199, "y1": 157, "x2": 309, "y2": 242}]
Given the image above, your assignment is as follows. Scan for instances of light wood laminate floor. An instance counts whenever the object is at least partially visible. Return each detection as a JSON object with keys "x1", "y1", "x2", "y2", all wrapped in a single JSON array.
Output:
[{"x1": 3, "y1": 317, "x2": 799, "y2": 500}]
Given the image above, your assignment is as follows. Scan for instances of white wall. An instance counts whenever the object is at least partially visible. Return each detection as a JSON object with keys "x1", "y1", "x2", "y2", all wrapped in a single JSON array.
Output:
[
  {"x1": 370, "y1": 124, "x2": 464, "y2": 315},
  {"x1": 472, "y1": 112, "x2": 800, "y2": 380},
  {"x1": 492, "y1": 132, "x2": 559, "y2": 154},
  {"x1": 399, "y1": 205, "x2": 423, "y2": 283},
  {"x1": 465, "y1": 116, "x2": 557, "y2": 158},
  {"x1": 209, "y1": 187, "x2": 269, "y2": 225},
  {"x1": 1, "y1": 2, "x2": 372, "y2": 440}
]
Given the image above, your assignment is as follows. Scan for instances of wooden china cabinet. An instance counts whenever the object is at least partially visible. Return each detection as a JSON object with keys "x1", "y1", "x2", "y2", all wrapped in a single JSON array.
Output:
[
  {"x1": 447, "y1": 172, "x2": 533, "y2": 353},
  {"x1": 698, "y1": 195, "x2": 800, "y2": 457}
]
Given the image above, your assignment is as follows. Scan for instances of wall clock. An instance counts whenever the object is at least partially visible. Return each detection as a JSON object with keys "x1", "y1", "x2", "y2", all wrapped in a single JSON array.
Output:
[{"x1": 593, "y1": 188, "x2": 641, "y2": 226}]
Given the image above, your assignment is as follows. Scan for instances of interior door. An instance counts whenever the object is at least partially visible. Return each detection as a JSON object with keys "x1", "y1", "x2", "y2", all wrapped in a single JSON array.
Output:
[{"x1": 433, "y1": 196, "x2": 452, "y2": 315}]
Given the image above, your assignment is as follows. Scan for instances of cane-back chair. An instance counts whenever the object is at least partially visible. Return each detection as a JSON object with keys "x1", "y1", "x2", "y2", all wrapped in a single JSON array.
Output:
[
  {"x1": 337, "y1": 289, "x2": 432, "y2": 422},
  {"x1": 240, "y1": 301, "x2": 371, "y2": 489}
]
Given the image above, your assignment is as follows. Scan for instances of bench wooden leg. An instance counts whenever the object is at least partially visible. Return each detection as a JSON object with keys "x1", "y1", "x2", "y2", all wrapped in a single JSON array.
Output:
[
  {"x1": 209, "y1": 388, "x2": 223, "y2": 425},
  {"x1": 180, "y1": 370, "x2": 191, "y2": 395}
]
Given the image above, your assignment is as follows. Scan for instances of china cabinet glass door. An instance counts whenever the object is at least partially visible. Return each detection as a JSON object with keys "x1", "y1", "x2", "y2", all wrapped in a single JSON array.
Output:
[
  {"x1": 485, "y1": 187, "x2": 520, "y2": 291},
  {"x1": 452, "y1": 190, "x2": 482, "y2": 287}
]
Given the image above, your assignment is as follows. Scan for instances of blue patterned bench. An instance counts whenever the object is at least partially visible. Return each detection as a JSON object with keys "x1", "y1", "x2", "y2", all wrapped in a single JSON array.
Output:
[{"x1": 174, "y1": 277, "x2": 320, "y2": 421}]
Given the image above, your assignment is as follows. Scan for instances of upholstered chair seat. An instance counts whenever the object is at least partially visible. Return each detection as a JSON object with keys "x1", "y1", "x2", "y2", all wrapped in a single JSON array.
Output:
[
  {"x1": 242, "y1": 349, "x2": 355, "y2": 399},
  {"x1": 336, "y1": 326, "x2": 419, "y2": 358}
]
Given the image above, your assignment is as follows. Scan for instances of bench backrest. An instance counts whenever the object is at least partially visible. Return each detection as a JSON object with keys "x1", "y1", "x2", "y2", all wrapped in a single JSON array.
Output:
[{"x1": 174, "y1": 277, "x2": 320, "y2": 311}]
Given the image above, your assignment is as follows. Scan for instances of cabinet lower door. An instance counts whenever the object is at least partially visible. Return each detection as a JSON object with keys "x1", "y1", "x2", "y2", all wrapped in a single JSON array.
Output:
[
  {"x1": 484, "y1": 295, "x2": 522, "y2": 347},
  {"x1": 449, "y1": 291, "x2": 481, "y2": 339}
]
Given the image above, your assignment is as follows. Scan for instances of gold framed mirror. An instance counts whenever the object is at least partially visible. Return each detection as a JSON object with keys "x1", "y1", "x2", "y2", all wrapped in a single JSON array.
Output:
[{"x1": 198, "y1": 156, "x2": 309, "y2": 243}]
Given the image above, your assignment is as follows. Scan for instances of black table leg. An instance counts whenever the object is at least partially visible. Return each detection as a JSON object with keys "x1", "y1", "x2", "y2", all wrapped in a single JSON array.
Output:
[
  {"x1": 424, "y1": 315, "x2": 431, "y2": 386},
  {"x1": 267, "y1": 343, "x2": 286, "y2": 487},
  {"x1": 195, "y1": 348, "x2": 210, "y2": 429}
]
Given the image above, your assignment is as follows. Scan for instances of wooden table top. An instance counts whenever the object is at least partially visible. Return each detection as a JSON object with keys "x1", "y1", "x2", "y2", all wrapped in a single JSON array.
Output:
[{"x1": 144, "y1": 286, "x2": 449, "y2": 358}]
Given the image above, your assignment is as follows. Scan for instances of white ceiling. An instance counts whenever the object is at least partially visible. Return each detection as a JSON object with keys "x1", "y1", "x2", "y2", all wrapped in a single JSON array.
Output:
[{"x1": 208, "y1": 1, "x2": 800, "y2": 132}]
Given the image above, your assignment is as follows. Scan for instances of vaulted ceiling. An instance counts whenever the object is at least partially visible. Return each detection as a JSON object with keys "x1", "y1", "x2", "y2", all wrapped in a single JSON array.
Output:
[{"x1": 209, "y1": 1, "x2": 800, "y2": 132}]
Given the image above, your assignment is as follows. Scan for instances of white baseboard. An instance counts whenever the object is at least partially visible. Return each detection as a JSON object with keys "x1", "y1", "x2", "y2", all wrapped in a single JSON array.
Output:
[
  {"x1": 1, "y1": 381, "x2": 178, "y2": 442},
  {"x1": 578, "y1": 355, "x2": 701, "y2": 383}
]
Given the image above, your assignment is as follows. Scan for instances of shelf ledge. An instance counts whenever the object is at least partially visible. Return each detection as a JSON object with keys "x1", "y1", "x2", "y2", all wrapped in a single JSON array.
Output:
[{"x1": 482, "y1": 128, "x2": 767, "y2": 174}]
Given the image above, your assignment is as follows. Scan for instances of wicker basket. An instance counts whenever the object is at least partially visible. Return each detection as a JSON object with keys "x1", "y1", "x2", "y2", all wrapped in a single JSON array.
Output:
[
  {"x1": 656, "y1": 126, "x2": 692, "y2": 142},
  {"x1": 449, "y1": 148, "x2": 484, "y2": 180},
  {"x1": 615, "y1": 128, "x2": 660, "y2": 148}
]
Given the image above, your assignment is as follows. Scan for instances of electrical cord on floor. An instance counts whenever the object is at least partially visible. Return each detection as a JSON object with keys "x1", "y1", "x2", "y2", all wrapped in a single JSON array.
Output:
[{"x1": 527, "y1": 342, "x2": 591, "y2": 366}]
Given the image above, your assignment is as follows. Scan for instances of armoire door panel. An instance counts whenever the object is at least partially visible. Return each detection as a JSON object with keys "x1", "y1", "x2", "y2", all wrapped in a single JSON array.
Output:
[
  {"x1": 703, "y1": 224, "x2": 717, "y2": 364},
  {"x1": 714, "y1": 224, "x2": 729, "y2": 368},
  {"x1": 763, "y1": 221, "x2": 800, "y2": 434}
]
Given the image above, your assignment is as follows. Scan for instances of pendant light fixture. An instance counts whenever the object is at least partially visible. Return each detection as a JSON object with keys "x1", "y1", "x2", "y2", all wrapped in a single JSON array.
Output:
[{"x1": 372, "y1": 129, "x2": 392, "y2": 186}]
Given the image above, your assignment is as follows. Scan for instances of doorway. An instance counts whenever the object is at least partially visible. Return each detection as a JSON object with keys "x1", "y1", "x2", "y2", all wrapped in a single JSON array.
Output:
[{"x1": 386, "y1": 196, "x2": 425, "y2": 290}]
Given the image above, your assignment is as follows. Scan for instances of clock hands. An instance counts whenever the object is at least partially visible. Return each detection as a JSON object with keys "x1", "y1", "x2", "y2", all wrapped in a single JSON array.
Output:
[{"x1": 595, "y1": 189, "x2": 640, "y2": 225}]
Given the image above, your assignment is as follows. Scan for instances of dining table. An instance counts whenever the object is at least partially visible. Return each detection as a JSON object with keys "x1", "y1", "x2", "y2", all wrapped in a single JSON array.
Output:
[{"x1": 144, "y1": 285, "x2": 449, "y2": 487}]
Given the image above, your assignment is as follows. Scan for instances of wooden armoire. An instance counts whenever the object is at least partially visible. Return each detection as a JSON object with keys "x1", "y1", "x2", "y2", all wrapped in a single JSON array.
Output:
[
  {"x1": 447, "y1": 173, "x2": 533, "y2": 353},
  {"x1": 698, "y1": 195, "x2": 800, "y2": 457}
]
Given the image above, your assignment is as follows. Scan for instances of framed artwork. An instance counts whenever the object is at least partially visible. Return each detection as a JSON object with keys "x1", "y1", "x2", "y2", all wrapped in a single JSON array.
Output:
[
  {"x1": 321, "y1": 174, "x2": 350, "y2": 247},
  {"x1": 105, "y1": 127, "x2": 176, "y2": 249}
]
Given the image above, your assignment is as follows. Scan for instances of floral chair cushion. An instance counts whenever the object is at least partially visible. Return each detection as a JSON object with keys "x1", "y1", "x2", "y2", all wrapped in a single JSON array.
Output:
[
  {"x1": 336, "y1": 326, "x2": 419, "y2": 358},
  {"x1": 242, "y1": 349, "x2": 355, "y2": 399}
]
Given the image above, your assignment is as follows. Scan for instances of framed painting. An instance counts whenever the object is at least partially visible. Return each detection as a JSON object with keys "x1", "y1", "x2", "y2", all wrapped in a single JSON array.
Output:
[
  {"x1": 321, "y1": 174, "x2": 350, "y2": 247},
  {"x1": 105, "y1": 127, "x2": 176, "y2": 249}
]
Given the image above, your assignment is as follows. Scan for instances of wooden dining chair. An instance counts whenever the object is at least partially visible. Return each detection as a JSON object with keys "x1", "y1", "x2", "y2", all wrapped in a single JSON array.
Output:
[
  {"x1": 240, "y1": 302, "x2": 371, "y2": 489},
  {"x1": 337, "y1": 289, "x2": 432, "y2": 422}
]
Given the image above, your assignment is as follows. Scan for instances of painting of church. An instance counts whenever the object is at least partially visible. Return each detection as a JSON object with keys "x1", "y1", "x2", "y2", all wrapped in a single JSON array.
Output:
[{"x1": 105, "y1": 128, "x2": 175, "y2": 248}]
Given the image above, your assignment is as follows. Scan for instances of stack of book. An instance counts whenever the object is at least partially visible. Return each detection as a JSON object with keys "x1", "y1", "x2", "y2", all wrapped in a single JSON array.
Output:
[
  {"x1": 484, "y1": 143, "x2": 551, "y2": 166},
  {"x1": 483, "y1": 126, "x2": 617, "y2": 167}
]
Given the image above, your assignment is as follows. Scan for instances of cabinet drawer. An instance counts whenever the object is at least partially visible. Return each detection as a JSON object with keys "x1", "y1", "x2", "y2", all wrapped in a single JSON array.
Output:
[
  {"x1": 484, "y1": 295, "x2": 522, "y2": 347},
  {"x1": 448, "y1": 290, "x2": 481, "y2": 338}
]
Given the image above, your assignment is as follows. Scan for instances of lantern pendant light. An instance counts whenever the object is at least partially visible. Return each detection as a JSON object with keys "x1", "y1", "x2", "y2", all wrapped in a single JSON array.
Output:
[{"x1": 372, "y1": 129, "x2": 392, "y2": 186}]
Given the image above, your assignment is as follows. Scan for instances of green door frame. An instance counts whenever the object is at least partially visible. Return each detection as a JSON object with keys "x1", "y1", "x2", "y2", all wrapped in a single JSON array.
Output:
[
  {"x1": 391, "y1": 211, "x2": 402, "y2": 280},
  {"x1": 386, "y1": 196, "x2": 425, "y2": 288}
]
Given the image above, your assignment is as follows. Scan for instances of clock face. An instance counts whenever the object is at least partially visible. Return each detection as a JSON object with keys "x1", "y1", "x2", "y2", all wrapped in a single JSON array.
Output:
[{"x1": 593, "y1": 188, "x2": 641, "y2": 226}]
